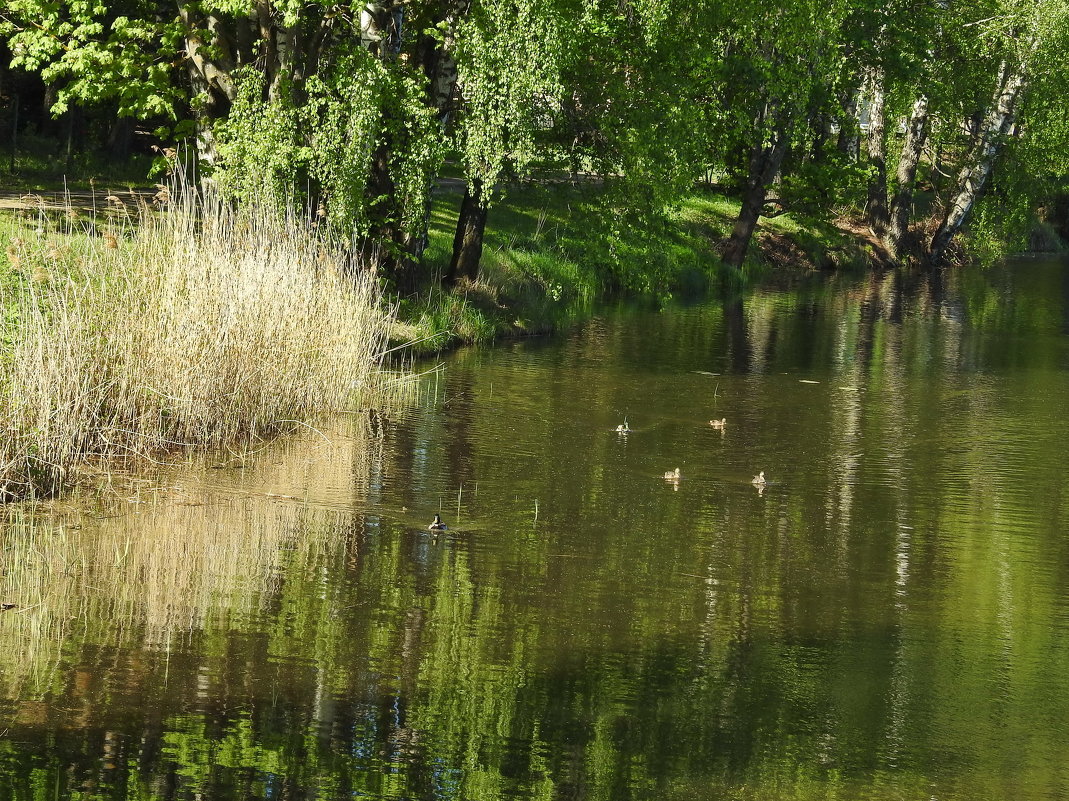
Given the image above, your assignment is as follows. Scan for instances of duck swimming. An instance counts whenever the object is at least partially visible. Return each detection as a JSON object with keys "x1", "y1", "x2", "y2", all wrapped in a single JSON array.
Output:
[
  {"x1": 709, "y1": 418, "x2": 726, "y2": 429},
  {"x1": 664, "y1": 467, "x2": 681, "y2": 480},
  {"x1": 751, "y1": 471, "x2": 766, "y2": 486},
  {"x1": 428, "y1": 514, "x2": 448, "y2": 531}
]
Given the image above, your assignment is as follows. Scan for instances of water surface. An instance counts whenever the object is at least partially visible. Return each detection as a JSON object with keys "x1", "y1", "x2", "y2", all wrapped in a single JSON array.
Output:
[{"x1": 2, "y1": 260, "x2": 1069, "y2": 801}]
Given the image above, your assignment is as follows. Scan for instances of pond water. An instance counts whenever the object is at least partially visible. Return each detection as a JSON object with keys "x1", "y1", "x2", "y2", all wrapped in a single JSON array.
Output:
[{"x1": 2, "y1": 259, "x2": 1069, "y2": 801}]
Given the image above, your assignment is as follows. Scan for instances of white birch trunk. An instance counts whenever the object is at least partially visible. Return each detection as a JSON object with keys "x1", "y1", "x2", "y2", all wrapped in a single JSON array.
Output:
[
  {"x1": 837, "y1": 87, "x2": 861, "y2": 162},
  {"x1": 928, "y1": 62, "x2": 1029, "y2": 266},
  {"x1": 428, "y1": 2, "x2": 471, "y2": 125},
  {"x1": 886, "y1": 94, "x2": 930, "y2": 259},
  {"x1": 864, "y1": 67, "x2": 888, "y2": 237}
]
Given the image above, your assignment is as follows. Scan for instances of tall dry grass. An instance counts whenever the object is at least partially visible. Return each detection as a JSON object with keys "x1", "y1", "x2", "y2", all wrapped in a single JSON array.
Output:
[{"x1": 1, "y1": 184, "x2": 393, "y2": 499}]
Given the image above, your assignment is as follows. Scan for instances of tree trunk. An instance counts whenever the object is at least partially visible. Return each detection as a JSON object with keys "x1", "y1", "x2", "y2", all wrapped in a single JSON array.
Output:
[
  {"x1": 363, "y1": 140, "x2": 423, "y2": 291},
  {"x1": 181, "y1": 8, "x2": 239, "y2": 169},
  {"x1": 42, "y1": 84, "x2": 59, "y2": 135},
  {"x1": 63, "y1": 106, "x2": 76, "y2": 172},
  {"x1": 864, "y1": 67, "x2": 888, "y2": 237},
  {"x1": 447, "y1": 180, "x2": 487, "y2": 285},
  {"x1": 361, "y1": 2, "x2": 405, "y2": 60},
  {"x1": 107, "y1": 117, "x2": 133, "y2": 159},
  {"x1": 184, "y1": 64, "x2": 222, "y2": 168},
  {"x1": 722, "y1": 123, "x2": 789, "y2": 269},
  {"x1": 837, "y1": 86, "x2": 861, "y2": 162},
  {"x1": 886, "y1": 94, "x2": 930, "y2": 259},
  {"x1": 411, "y1": 1, "x2": 468, "y2": 270},
  {"x1": 810, "y1": 111, "x2": 830, "y2": 165},
  {"x1": 181, "y1": 17, "x2": 237, "y2": 103},
  {"x1": 356, "y1": 0, "x2": 433, "y2": 293},
  {"x1": 421, "y1": 2, "x2": 469, "y2": 125},
  {"x1": 9, "y1": 94, "x2": 19, "y2": 173},
  {"x1": 928, "y1": 61, "x2": 1028, "y2": 267}
]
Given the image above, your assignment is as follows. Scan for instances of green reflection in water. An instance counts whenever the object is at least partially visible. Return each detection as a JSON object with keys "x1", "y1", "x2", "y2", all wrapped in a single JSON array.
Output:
[{"x1": 2, "y1": 260, "x2": 1069, "y2": 801}]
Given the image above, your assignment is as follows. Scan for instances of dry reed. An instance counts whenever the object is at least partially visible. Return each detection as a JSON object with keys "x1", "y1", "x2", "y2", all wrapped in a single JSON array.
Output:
[{"x1": 1, "y1": 183, "x2": 393, "y2": 499}]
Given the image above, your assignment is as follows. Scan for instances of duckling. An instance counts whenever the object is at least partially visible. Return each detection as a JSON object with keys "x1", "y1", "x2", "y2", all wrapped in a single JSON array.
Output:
[
  {"x1": 428, "y1": 514, "x2": 448, "y2": 531},
  {"x1": 751, "y1": 471, "x2": 766, "y2": 486},
  {"x1": 663, "y1": 467, "x2": 681, "y2": 480},
  {"x1": 709, "y1": 418, "x2": 727, "y2": 429}
]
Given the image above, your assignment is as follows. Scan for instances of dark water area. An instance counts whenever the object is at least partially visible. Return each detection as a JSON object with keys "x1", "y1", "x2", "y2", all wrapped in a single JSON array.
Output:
[{"x1": 2, "y1": 259, "x2": 1069, "y2": 800}]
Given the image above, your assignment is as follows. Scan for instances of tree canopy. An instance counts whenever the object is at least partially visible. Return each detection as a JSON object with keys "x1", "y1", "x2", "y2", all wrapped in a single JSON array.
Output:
[{"x1": 2, "y1": 0, "x2": 1067, "y2": 281}]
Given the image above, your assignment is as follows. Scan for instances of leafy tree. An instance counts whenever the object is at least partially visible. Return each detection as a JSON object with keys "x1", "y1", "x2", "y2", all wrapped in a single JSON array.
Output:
[
  {"x1": 443, "y1": 0, "x2": 570, "y2": 284},
  {"x1": 926, "y1": 0, "x2": 1069, "y2": 265},
  {"x1": 713, "y1": 0, "x2": 853, "y2": 268}
]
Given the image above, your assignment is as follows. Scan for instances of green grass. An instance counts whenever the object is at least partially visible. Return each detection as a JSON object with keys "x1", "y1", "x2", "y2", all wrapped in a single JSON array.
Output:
[
  {"x1": 397, "y1": 182, "x2": 867, "y2": 354},
  {"x1": 2, "y1": 147, "x2": 157, "y2": 193},
  {"x1": 395, "y1": 184, "x2": 599, "y2": 354}
]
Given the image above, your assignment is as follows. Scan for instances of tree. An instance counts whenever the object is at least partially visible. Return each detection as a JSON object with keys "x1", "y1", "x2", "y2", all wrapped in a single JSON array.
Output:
[
  {"x1": 715, "y1": 0, "x2": 852, "y2": 269},
  {"x1": 855, "y1": 0, "x2": 1069, "y2": 266},
  {"x1": 926, "y1": 0, "x2": 1068, "y2": 266},
  {"x1": 443, "y1": 0, "x2": 569, "y2": 285},
  {"x1": 0, "y1": 0, "x2": 451, "y2": 285}
]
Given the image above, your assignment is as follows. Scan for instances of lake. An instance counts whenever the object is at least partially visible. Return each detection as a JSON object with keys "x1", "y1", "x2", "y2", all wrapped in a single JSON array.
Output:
[{"x1": 2, "y1": 259, "x2": 1068, "y2": 800}]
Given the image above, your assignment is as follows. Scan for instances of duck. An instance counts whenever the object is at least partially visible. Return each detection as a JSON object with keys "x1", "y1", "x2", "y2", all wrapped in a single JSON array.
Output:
[
  {"x1": 751, "y1": 471, "x2": 766, "y2": 486},
  {"x1": 663, "y1": 467, "x2": 681, "y2": 480},
  {"x1": 709, "y1": 418, "x2": 727, "y2": 429},
  {"x1": 428, "y1": 514, "x2": 448, "y2": 531}
]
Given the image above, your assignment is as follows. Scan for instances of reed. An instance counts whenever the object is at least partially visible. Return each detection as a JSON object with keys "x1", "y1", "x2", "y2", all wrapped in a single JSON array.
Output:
[{"x1": 1, "y1": 183, "x2": 394, "y2": 499}]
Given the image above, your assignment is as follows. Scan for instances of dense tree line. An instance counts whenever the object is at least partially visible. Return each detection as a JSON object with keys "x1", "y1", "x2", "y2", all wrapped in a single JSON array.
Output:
[{"x1": 1, "y1": 0, "x2": 1066, "y2": 288}]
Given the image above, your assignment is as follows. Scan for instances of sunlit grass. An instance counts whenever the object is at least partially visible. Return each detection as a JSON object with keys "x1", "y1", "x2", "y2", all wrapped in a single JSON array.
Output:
[
  {"x1": 408, "y1": 181, "x2": 869, "y2": 353},
  {"x1": 402, "y1": 184, "x2": 598, "y2": 352},
  {"x1": 1, "y1": 182, "x2": 395, "y2": 500}
]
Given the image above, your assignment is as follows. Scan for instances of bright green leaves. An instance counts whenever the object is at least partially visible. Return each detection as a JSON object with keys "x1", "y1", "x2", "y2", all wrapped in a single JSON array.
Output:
[
  {"x1": 3, "y1": 0, "x2": 1065, "y2": 272},
  {"x1": 212, "y1": 69, "x2": 310, "y2": 208},
  {"x1": 303, "y1": 51, "x2": 443, "y2": 237},
  {"x1": 452, "y1": 0, "x2": 569, "y2": 196},
  {"x1": 212, "y1": 51, "x2": 444, "y2": 239},
  {"x1": 3, "y1": 0, "x2": 186, "y2": 119}
]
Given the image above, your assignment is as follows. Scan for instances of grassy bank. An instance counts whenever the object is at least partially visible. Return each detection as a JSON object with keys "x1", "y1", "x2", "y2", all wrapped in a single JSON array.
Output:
[
  {"x1": 0, "y1": 178, "x2": 876, "y2": 497},
  {"x1": 1, "y1": 187, "x2": 393, "y2": 500},
  {"x1": 394, "y1": 183, "x2": 876, "y2": 354}
]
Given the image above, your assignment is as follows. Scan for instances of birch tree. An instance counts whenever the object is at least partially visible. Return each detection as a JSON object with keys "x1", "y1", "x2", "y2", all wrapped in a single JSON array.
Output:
[
  {"x1": 444, "y1": 0, "x2": 569, "y2": 284},
  {"x1": 927, "y1": 0, "x2": 1067, "y2": 265},
  {"x1": 445, "y1": 0, "x2": 715, "y2": 287}
]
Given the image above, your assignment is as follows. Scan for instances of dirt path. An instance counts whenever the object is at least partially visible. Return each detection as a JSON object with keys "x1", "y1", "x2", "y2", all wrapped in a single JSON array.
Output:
[
  {"x1": 0, "y1": 180, "x2": 470, "y2": 215},
  {"x1": 0, "y1": 187, "x2": 159, "y2": 213}
]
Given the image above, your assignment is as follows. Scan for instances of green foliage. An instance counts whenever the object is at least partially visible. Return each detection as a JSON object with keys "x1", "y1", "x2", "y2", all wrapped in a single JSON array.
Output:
[
  {"x1": 213, "y1": 70, "x2": 310, "y2": 208},
  {"x1": 965, "y1": 0, "x2": 1069, "y2": 260},
  {"x1": 212, "y1": 53, "x2": 444, "y2": 238},
  {"x1": 1, "y1": 0, "x2": 186, "y2": 119},
  {"x1": 451, "y1": 0, "x2": 567, "y2": 193},
  {"x1": 3, "y1": 0, "x2": 1067, "y2": 279}
]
